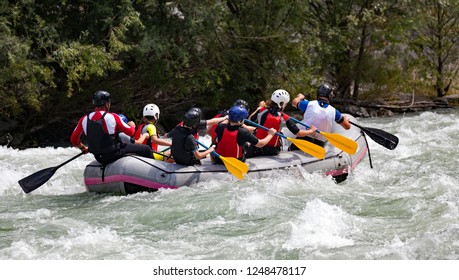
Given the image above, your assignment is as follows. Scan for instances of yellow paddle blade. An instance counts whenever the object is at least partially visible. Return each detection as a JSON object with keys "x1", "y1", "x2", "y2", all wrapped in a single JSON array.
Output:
[
  {"x1": 220, "y1": 156, "x2": 249, "y2": 179},
  {"x1": 320, "y1": 131, "x2": 358, "y2": 155},
  {"x1": 287, "y1": 137, "x2": 326, "y2": 159}
]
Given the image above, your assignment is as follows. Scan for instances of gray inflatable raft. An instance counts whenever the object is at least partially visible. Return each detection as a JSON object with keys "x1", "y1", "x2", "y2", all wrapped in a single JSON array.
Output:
[{"x1": 84, "y1": 115, "x2": 369, "y2": 194}]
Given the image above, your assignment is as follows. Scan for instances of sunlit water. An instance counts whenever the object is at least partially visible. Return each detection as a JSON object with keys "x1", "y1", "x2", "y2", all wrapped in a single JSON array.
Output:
[{"x1": 1, "y1": 109, "x2": 459, "y2": 260}]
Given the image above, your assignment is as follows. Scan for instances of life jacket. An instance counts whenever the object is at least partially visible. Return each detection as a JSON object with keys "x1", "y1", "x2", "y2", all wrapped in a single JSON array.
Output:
[
  {"x1": 210, "y1": 111, "x2": 229, "y2": 143},
  {"x1": 86, "y1": 112, "x2": 119, "y2": 155},
  {"x1": 254, "y1": 107, "x2": 282, "y2": 147},
  {"x1": 215, "y1": 124, "x2": 243, "y2": 159},
  {"x1": 179, "y1": 121, "x2": 200, "y2": 140},
  {"x1": 170, "y1": 126, "x2": 199, "y2": 165},
  {"x1": 302, "y1": 100, "x2": 336, "y2": 142},
  {"x1": 134, "y1": 123, "x2": 159, "y2": 151}
]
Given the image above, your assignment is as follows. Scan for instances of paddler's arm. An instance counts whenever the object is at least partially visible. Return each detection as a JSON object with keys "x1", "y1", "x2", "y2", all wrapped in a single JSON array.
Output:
[
  {"x1": 335, "y1": 111, "x2": 351, "y2": 130},
  {"x1": 135, "y1": 133, "x2": 149, "y2": 144},
  {"x1": 254, "y1": 128, "x2": 276, "y2": 148},
  {"x1": 70, "y1": 116, "x2": 89, "y2": 154}
]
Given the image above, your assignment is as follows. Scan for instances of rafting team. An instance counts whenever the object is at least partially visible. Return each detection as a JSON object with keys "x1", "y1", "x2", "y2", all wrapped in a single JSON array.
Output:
[{"x1": 70, "y1": 84, "x2": 351, "y2": 166}]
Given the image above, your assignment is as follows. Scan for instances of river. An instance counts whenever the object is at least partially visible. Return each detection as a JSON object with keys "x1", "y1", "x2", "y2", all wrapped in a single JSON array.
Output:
[{"x1": 1, "y1": 108, "x2": 458, "y2": 263}]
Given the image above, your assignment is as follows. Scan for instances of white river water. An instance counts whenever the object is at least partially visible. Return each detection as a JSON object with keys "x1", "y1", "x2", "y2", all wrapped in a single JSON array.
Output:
[{"x1": 1, "y1": 109, "x2": 459, "y2": 261}]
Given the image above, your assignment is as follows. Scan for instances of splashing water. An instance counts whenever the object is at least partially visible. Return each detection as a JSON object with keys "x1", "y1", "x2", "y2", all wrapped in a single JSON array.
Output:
[{"x1": 1, "y1": 109, "x2": 459, "y2": 260}]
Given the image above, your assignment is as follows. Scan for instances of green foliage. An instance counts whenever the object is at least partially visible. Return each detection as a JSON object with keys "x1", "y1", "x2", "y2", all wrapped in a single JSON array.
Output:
[
  {"x1": 0, "y1": 32, "x2": 55, "y2": 118},
  {"x1": 2, "y1": 0, "x2": 459, "y2": 138},
  {"x1": 1, "y1": 0, "x2": 144, "y2": 121},
  {"x1": 408, "y1": 0, "x2": 459, "y2": 97},
  {"x1": 52, "y1": 42, "x2": 123, "y2": 95}
]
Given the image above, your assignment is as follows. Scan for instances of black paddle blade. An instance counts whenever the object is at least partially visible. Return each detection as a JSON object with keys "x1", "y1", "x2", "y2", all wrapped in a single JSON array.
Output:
[
  {"x1": 364, "y1": 126, "x2": 399, "y2": 150},
  {"x1": 351, "y1": 121, "x2": 399, "y2": 150},
  {"x1": 18, "y1": 167, "x2": 58, "y2": 193}
]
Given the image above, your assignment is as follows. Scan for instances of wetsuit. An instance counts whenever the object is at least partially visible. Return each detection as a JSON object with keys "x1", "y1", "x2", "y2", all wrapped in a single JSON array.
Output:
[
  {"x1": 71, "y1": 110, "x2": 153, "y2": 164},
  {"x1": 167, "y1": 126, "x2": 200, "y2": 165}
]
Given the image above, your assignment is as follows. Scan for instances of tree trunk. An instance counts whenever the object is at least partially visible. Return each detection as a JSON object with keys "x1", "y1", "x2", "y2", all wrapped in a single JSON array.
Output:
[{"x1": 353, "y1": 23, "x2": 368, "y2": 100}]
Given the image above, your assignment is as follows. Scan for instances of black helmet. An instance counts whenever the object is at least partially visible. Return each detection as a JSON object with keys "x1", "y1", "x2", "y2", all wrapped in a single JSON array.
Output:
[
  {"x1": 189, "y1": 107, "x2": 203, "y2": 118},
  {"x1": 233, "y1": 99, "x2": 249, "y2": 111},
  {"x1": 317, "y1": 84, "x2": 333, "y2": 98},
  {"x1": 183, "y1": 108, "x2": 201, "y2": 128},
  {"x1": 93, "y1": 90, "x2": 111, "y2": 107}
]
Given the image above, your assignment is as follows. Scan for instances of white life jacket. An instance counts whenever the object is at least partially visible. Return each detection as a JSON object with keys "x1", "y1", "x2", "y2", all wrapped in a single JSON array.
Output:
[{"x1": 302, "y1": 100, "x2": 336, "y2": 142}]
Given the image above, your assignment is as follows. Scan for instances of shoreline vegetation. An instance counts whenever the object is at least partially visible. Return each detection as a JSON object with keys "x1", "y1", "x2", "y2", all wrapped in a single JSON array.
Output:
[{"x1": 1, "y1": 93, "x2": 456, "y2": 150}]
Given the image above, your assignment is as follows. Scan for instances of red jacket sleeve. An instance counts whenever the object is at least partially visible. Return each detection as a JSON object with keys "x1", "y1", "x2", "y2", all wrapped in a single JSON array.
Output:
[
  {"x1": 70, "y1": 115, "x2": 86, "y2": 147},
  {"x1": 114, "y1": 114, "x2": 135, "y2": 136}
]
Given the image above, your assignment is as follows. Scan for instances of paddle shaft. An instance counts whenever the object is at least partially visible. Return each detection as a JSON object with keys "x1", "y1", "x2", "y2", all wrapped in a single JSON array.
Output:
[
  {"x1": 195, "y1": 140, "x2": 220, "y2": 158},
  {"x1": 244, "y1": 118, "x2": 326, "y2": 159},
  {"x1": 244, "y1": 119, "x2": 285, "y2": 139},
  {"x1": 55, "y1": 152, "x2": 85, "y2": 169},
  {"x1": 289, "y1": 117, "x2": 321, "y2": 133}
]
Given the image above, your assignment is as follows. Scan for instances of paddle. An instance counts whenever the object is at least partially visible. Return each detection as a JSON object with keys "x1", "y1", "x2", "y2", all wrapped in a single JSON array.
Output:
[
  {"x1": 290, "y1": 117, "x2": 358, "y2": 155},
  {"x1": 244, "y1": 119, "x2": 326, "y2": 159},
  {"x1": 18, "y1": 152, "x2": 85, "y2": 193},
  {"x1": 196, "y1": 140, "x2": 248, "y2": 179},
  {"x1": 350, "y1": 121, "x2": 399, "y2": 150}
]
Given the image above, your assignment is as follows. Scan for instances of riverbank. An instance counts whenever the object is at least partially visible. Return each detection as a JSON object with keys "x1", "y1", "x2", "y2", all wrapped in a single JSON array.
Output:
[
  {"x1": 0, "y1": 94, "x2": 453, "y2": 149},
  {"x1": 333, "y1": 93, "x2": 452, "y2": 118}
]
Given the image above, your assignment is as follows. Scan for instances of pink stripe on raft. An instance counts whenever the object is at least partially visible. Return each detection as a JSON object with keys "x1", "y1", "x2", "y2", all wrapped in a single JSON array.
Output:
[
  {"x1": 325, "y1": 168, "x2": 348, "y2": 177},
  {"x1": 351, "y1": 146, "x2": 368, "y2": 169},
  {"x1": 84, "y1": 175, "x2": 177, "y2": 189}
]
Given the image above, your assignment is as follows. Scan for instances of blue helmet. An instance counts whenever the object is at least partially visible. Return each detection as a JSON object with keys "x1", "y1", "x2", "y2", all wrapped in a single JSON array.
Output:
[
  {"x1": 228, "y1": 105, "x2": 248, "y2": 122},
  {"x1": 118, "y1": 114, "x2": 128, "y2": 123}
]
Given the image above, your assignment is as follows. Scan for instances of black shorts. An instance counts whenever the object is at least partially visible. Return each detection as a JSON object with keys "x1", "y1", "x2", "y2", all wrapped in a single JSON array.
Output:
[{"x1": 245, "y1": 145, "x2": 280, "y2": 158}]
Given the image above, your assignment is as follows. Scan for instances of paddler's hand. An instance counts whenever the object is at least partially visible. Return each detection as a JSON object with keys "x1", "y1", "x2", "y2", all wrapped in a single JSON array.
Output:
[
  {"x1": 296, "y1": 93, "x2": 305, "y2": 99},
  {"x1": 267, "y1": 128, "x2": 277, "y2": 136},
  {"x1": 79, "y1": 144, "x2": 89, "y2": 154}
]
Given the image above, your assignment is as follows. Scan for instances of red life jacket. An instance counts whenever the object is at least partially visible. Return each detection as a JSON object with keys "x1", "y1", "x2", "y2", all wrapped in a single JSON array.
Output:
[
  {"x1": 134, "y1": 124, "x2": 158, "y2": 151},
  {"x1": 215, "y1": 126, "x2": 243, "y2": 159},
  {"x1": 254, "y1": 108, "x2": 282, "y2": 147},
  {"x1": 210, "y1": 113, "x2": 222, "y2": 142}
]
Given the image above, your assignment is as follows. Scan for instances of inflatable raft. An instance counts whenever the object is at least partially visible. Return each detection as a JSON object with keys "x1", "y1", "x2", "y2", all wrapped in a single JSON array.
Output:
[{"x1": 84, "y1": 115, "x2": 369, "y2": 194}]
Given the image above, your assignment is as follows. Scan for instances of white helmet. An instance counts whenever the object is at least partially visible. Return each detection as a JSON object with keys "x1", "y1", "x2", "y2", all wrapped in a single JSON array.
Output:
[
  {"x1": 143, "y1": 103, "x2": 160, "y2": 120},
  {"x1": 271, "y1": 89, "x2": 290, "y2": 109}
]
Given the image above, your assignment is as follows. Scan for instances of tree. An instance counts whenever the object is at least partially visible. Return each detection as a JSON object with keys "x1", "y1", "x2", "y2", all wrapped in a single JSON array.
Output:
[
  {"x1": 0, "y1": 0, "x2": 143, "y2": 126},
  {"x1": 410, "y1": 0, "x2": 459, "y2": 97},
  {"x1": 128, "y1": 0, "x2": 317, "y2": 121},
  {"x1": 304, "y1": 0, "x2": 410, "y2": 100}
]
